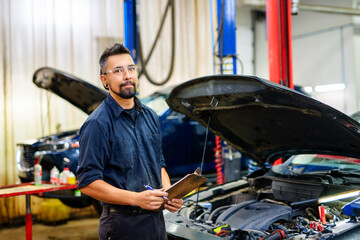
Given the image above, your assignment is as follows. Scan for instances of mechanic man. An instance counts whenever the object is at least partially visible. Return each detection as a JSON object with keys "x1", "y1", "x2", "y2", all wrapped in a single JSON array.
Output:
[{"x1": 77, "y1": 43, "x2": 183, "y2": 240}]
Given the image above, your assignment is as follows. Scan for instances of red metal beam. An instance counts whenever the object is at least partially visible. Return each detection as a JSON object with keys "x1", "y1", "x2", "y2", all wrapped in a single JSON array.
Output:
[{"x1": 266, "y1": 0, "x2": 294, "y2": 89}]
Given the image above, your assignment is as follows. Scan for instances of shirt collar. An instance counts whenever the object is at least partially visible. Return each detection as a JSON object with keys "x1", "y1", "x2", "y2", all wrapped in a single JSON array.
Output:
[{"x1": 106, "y1": 93, "x2": 144, "y2": 118}]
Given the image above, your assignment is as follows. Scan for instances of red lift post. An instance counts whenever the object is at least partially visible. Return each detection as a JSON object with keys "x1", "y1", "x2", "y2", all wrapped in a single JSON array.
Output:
[
  {"x1": 266, "y1": 0, "x2": 294, "y2": 166},
  {"x1": 266, "y1": 0, "x2": 294, "y2": 89}
]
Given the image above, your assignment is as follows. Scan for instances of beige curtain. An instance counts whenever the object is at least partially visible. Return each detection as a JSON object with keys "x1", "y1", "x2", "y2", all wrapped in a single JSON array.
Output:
[{"x1": 0, "y1": 0, "x2": 215, "y2": 222}]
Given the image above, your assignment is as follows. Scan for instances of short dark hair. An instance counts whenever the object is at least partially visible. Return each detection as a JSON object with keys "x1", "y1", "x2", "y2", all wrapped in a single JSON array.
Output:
[{"x1": 99, "y1": 43, "x2": 131, "y2": 75}]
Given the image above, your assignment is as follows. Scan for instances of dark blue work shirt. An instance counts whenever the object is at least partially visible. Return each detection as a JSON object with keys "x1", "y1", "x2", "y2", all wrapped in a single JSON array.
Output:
[{"x1": 77, "y1": 94, "x2": 166, "y2": 193}]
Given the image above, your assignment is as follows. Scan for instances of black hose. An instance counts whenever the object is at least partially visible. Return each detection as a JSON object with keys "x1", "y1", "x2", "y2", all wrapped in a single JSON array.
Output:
[
  {"x1": 137, "y1": 0, "x2": 175, "y2": 86},
  {"x1": 213, "y1": 0, "x2": 225, "y2": 74}
]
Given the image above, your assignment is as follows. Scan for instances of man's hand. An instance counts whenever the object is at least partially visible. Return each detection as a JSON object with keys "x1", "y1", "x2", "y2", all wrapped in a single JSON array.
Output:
[
  {"x1": 164, "y1": 198, "x2": 183, "y2": 212},
  {"x1": 136, "y1": 189, "x2": 169, "y2": 210}
]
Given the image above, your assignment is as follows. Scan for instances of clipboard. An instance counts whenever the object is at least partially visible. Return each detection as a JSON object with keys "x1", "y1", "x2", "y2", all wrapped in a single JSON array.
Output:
[{"x1": 158, "y1": 167, "x2": 207, "y2": 210}]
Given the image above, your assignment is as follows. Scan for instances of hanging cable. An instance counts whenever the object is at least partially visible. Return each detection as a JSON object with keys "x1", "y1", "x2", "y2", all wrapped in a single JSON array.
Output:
[
  {"x1": 213, "y1": 1, "x2": 245, "y2": 75},
  {"x1": 137, "y1": 0, "x2": 175, "y2": 86},
  {"x1": 219, "y1": 0, "x2": 224, "y2": 74},
  {"x1": 212, "y1": 0, "x2": 225, "y2": 74},
  {"x1": 236, "y1": 55, "x2": 244, "y2": 75},
  {"x1": 194, "y1": 115, "x2": 212, "y2": 221}
]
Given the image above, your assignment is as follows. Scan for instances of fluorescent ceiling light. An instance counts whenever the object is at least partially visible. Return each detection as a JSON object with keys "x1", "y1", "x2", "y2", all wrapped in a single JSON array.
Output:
[
  {"x1": 304, "y1": 86, "x2": 313, "y2": 93},
  {"x1": 314, "y1": 83, "x2": 345, "y2": 93}
]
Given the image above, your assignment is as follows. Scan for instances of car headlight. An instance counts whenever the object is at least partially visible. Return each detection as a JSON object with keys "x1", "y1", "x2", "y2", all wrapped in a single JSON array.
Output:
[{"x1": 16, "y1": 146, "x2": 34, "y2": 172}]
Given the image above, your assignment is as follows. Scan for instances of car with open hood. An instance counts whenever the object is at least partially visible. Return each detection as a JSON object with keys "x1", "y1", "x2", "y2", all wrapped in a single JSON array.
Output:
[
  {"x1": 15, "y1": 67, "x2": 216, "y2": 211},
  {"x1": 164, "y1": 75, "x2": 360, "y2": 240}
]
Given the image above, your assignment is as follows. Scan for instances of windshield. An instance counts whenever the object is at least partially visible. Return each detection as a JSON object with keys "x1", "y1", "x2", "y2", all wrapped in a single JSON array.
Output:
[
  {"x1": 141, "y1": 94, "x2": 169, "y2": 116},
  {"x1": 272, "y1": 154, "x2": 360, "y2": 175}
]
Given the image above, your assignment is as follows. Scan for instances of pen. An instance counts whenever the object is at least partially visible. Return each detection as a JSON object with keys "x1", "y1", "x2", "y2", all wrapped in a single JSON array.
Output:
[{"x1": 144, "y1": 185, "x2": 169, "y2": 200}]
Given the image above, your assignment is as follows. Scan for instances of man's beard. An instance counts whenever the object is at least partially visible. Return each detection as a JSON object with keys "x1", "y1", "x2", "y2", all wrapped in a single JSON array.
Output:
[{"x1": 111, "y1": 81, "x2": 136, "y2": 99}]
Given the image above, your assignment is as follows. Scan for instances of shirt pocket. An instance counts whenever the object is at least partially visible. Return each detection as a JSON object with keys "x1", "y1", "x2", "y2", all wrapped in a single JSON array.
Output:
[
  {"x1": 113, "y1": 143, "x2": 135, "y2": 169},
  {"x1": 147, "y1": 133, "x2": 161, "y2": 157}
]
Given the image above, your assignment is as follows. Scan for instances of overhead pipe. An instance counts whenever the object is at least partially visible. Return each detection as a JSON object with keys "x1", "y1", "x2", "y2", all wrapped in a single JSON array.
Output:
[
  {"x1": 243, "y1": 0, "x2": 360, "y2": 16},
  {"x1": 299, "y1": 3, "x2": 360, "y2": 16}
]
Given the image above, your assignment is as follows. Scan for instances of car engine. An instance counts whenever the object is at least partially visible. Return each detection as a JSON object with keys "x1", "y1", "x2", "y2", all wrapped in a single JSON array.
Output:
[{"x1": 164, "y1": 175, "x2": 360, "y2": 240}]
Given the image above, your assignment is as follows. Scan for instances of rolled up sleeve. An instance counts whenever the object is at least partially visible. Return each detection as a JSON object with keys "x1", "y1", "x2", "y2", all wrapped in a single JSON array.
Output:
[{"x1": 77, "y1": 119, "x2": 110, "y2": 189}]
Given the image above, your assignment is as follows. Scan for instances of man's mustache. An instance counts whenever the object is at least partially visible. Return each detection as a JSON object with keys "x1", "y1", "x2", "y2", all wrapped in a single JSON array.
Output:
[{"x1": 120, "y1": 81, "x2": 136, "y2": 88}]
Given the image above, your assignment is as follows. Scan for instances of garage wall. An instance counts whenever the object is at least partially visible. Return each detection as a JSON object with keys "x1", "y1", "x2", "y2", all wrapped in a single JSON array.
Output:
[
  {"x1": 252, "y1": 0, "x2": 360, "y2": 115},
  {"x1": 291, "y1": 4, "x2": 357, "y2": 114},
  {"x1": 354, "y1": 15, "x2": 360, "y2": 112},
  {"x1": 0, "y1": 0, "x2": 215, "y2": 222},
  {"x1": 235, "y1": 4, "x2": 255, "y2": 75}
]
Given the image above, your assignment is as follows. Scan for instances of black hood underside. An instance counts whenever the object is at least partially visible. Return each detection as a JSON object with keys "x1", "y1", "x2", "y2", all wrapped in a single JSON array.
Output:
[
  {"x1": 166, "y1": 75, "x2": 360, "y2": 164},
  {"x1": 33, "y1": 67, "x2": 106, "y2": 115}
]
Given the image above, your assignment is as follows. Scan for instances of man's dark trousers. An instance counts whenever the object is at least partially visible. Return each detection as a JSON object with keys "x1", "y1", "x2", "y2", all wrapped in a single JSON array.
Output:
[{"x1": 99, "y1": 205, "x2": 167, "y2": 240}]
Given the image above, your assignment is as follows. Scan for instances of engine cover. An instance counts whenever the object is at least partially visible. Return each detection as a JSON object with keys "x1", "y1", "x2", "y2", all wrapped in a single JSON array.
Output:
[{"x1": 215, "y1": 200, "x2": 302, "y2": 231}]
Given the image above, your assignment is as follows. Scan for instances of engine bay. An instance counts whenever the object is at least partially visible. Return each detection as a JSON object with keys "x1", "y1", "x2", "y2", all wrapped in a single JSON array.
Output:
[{"x1": 164, "y1": 175, "x2": 360, "y2": 240}]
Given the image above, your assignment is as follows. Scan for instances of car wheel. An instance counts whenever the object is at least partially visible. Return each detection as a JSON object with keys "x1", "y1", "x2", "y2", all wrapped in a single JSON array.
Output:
[
  {"x1": 91, "y1": 198, "x2": 102, "y2": 215},
  {"x1": 59, "y1": 196, "x2": 92, "y2": 208}
]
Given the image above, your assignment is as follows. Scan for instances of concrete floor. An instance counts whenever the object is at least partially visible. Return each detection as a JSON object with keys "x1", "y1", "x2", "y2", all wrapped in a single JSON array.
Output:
[{"x1": 0, "y1": 217, "x2": 99, "y2": 240}]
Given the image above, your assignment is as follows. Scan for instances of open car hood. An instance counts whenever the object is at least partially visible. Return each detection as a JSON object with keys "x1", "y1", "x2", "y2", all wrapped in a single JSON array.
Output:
[
  {"x1": 166, "y1": 75, "x2": 360, "y2": 164},
  {"x1": 33, "y1": 67, "x2": 107, "y2": 115}
]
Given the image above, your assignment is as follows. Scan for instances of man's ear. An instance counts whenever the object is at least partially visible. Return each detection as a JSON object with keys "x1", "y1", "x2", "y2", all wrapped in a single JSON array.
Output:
[{"x1": 100, "y1": 75, "x2": 109, "y2": 90}]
